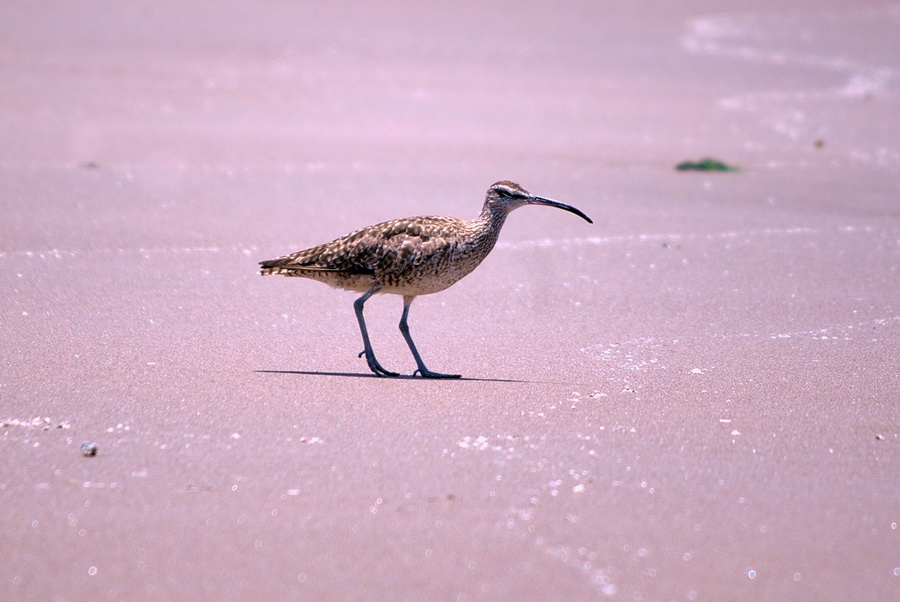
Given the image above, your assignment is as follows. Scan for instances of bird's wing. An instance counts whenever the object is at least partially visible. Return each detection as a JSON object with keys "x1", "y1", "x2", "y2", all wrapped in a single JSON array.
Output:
[
  {"x1": 260, "y1": 215, "x2": 465, "y2": 276},
  {"x1": 363, "y1": 216, "x2": 463, "y2": 275}
]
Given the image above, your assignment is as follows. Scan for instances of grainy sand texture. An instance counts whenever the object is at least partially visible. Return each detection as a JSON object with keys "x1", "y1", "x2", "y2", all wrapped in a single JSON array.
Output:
[{"x1": 2, "y1": 1, "x2": 898, "y2": 600}]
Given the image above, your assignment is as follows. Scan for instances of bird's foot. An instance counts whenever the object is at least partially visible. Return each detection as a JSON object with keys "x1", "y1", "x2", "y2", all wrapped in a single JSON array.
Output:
[
  {"x1": 413, "y1": 367, "x2": 462, "y2": 379},
  {"x1": 358, "y1": 350, "x2": 400, "y2": 377}
]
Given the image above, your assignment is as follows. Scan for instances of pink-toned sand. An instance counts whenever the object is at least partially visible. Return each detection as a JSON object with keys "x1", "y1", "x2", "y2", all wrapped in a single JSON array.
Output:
[{"x1": 1, "y1": 1, "x2": 897, "y2": 600}]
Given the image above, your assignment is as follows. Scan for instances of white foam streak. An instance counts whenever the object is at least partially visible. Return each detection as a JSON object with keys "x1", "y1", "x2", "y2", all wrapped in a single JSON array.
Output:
[
  {"x1": 496, "y1": 227, "x2": 822, "y2": 251},
  {"x1": 3, "y1": 226, "x2": 874, "y2": 260},
  {"x1": 682, "y1": 9, "x2": 899, "y2": 163}
]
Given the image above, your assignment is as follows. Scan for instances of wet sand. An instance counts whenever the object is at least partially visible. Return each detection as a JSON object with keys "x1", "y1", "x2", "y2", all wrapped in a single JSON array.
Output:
[{"x1": 1, "y1": 1, "x2": 898, "y2": 600}]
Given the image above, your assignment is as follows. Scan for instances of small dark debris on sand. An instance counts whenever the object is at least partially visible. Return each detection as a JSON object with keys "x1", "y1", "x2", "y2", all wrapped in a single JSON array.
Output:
[{"x1": 81, "y1": 442, "x2": 99, "y2": 456}]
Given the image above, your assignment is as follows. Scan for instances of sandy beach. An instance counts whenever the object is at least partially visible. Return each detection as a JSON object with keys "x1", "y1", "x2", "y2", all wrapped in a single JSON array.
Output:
[{"x1": 2, "y1": 1, "x2": 898, "y2": 599}]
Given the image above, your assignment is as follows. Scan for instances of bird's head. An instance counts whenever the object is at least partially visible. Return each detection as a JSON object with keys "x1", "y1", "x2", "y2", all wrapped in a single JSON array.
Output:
[{"x1": 484, "y1": 181, "x2": 593, "y2": 223}]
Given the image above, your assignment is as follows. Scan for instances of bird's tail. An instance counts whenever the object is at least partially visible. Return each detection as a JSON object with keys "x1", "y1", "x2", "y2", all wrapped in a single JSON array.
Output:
[
  {"x1": 259, "y1": 257, "x2": 299, "y2": 276},
  {"x1": 259, "y1": 253, "x2": 338, "y2": 276}
]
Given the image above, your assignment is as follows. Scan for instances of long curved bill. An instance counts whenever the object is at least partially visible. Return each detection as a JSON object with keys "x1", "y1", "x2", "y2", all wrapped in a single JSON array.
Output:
[{"x1": 529, "y1": 195, "x2": 593, "y2": 224}]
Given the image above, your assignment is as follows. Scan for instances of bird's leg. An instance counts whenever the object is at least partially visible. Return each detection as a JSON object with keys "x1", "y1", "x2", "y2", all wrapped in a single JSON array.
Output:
[
  {"x1": 398, "y1": 296, "x2": 461, "y2": 379},
  {"x1": 353, "y1": 286, "x2": 399, "y2": 377}
]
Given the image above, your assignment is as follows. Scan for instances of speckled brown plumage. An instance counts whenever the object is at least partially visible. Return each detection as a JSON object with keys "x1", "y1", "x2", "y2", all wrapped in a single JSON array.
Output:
[
  {"x1": 260, "y1": 213, "x2": 506, "y2": 296},
  {"x1": 259, "y1": 181, "x2": 592, "y2": 378}
]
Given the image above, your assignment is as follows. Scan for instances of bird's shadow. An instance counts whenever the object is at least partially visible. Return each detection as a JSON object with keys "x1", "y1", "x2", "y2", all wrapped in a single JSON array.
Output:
[{"x1": 255, "y1": 369, "x2": 552, "y2": 385}]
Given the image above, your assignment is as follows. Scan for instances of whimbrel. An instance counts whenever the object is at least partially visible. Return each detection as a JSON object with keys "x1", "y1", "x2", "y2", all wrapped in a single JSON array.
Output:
[{"x1": 259, "y1": 181, "x2": 592, "y2": 378}]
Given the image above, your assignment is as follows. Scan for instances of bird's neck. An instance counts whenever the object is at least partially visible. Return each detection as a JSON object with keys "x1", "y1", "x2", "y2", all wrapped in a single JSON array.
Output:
[
  {"x1": 471, "y1": 202, "x2": 509, "y2": 247},
  {"x1": 479, "y1": 202, "x2": 510, "y2": 226}
]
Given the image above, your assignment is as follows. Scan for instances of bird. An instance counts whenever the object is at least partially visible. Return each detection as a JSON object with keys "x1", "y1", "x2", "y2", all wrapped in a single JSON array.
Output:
[{"x1": 259, "y1": 180, "x2": 592, "y2": 378}]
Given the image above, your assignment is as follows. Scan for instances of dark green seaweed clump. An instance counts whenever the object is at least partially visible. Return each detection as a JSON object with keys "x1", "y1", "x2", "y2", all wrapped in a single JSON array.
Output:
[{"x1": 675, "y1": 158, "x2": 740, "y2": 172}]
